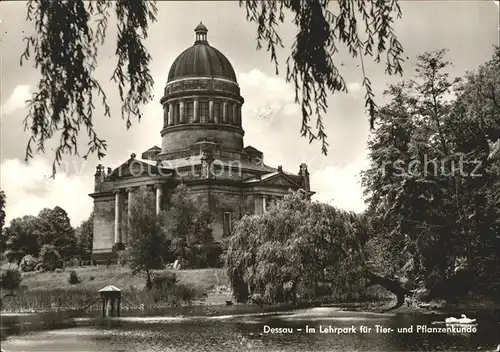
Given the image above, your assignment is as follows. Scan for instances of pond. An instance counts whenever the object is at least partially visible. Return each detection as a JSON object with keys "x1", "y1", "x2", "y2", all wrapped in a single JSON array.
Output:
[{"x1": 1, "y1": 306, "x2": 499, "y2": 351}]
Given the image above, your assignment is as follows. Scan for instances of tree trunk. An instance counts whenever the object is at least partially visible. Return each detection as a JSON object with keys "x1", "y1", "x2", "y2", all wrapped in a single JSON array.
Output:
[
  {"x1": 145, "y1": 269, "x2": 153, "y2": 291},
  {"x1": 364, "y1": 271, "x2": 410, "y2": 310}
]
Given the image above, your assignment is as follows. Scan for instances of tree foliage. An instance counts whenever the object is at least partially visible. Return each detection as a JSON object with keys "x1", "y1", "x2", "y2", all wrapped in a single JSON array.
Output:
[
  {"x1": 3, "y1": 215, "x2": 41, "y2": 264},
  {"x1": 39, "y1": 244, "x2": 63, "y2": 271},
  {"x1": 20, "y1": 254, "x2": 39, "y2": 272},
  {"x1": 224, "y1": 190, "x2": 372, "y2": 304},
  {"x1": 0, "y1": 264, "x2": 22, "y2": 296},
  {"x1": 126, "y1": 186, "x2": 169, "y2": 290},
  {"x1": 165, "y1": 184, "x2": 215, "y2": 267},
  {"x1": 361, "y1": 47, "x2": 500, "y2": 299},
  {"x1": 76, "y1": 212, "x2": 94, "y2": 261},
  {"x1": 2, "y1": 206, "x2": 78, "y2": 264},
  {"x1": 0, "y1": 190, "x2": 5, "y2": 235},
  {"x1": 21, "y1": 0, "x2": 404, "y2": 173},
  {"x1": 37, "y1": 207, "x2": 77, "y2": 260}
]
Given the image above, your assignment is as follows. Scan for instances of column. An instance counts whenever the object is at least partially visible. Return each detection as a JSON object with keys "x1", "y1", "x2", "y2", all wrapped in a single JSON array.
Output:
[
  {"x1": 209, "y1": 100, "x2": 214, "y2": 122},
  {"x1": 222, "y1": 101, "x2": 227, "y2": 123},
  {"x1": 163, "y1": 105, "x2": 168, "y2": 127},
  {"x1": 214, "y1": 102, "x2": 219, "y2": 123},
  {"x1": 114, "y1": 190, "x2": 122, "y2": 244},
  {"x1": 193, "y1": 99, "x2": 199, "y2": 122},
  {"x1": 179, "y1": 101, "x2": 185, "y2": 123},
  {"x1": 155, "y1": 184, "x2": 163, "y2": 215},
  {"x1": 167, "y1": 103, "x2": 173, "y2": 125},
  {"x1": 126, "y1": 188, "x2": 134, "y2": 244}
]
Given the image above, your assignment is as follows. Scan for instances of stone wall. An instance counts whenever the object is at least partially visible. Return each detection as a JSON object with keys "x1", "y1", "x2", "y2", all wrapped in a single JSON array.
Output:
[
  {"x1": 161, "y1": 124, "x2": 244, "y2": 154},
  {"x1": 91, "y1": 197, "x2": 115, "y2": 262}
]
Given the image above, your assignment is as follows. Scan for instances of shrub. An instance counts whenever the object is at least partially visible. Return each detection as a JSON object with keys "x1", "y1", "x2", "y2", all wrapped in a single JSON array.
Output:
[
  {"x1": 39, "y1": 245, "x2": 63, "y2": 271},
  {"x1": 155, "y1": 271, "x2": 177, "y2": 288},
  {"x1": 147, "y1": 272, "x2": 196, "y2": 306},
  {"x1": 4, "y1": 249, "x2": 23, "y2": 265},
  {"x1": 117, "y1": 250, "x2": 127, "y2": 266},
  {"x1": 20, "y1": 255, "x2": 39, "y2": 272},
  {"x1": 250, "y1": 293, "x2": 264, "y2": 306},
  {"x1": 184, "y1": 244, "x2": 222, "y2": 269},
  {"x1": 172, "y1": 283, "x2": 197, "y2": 304},
  {"x1": 0, "y1": 264, "x2": 22, "y2": 292},
  {"x1": 68, "y1": 270, "x2": 81, "y2": 285}
]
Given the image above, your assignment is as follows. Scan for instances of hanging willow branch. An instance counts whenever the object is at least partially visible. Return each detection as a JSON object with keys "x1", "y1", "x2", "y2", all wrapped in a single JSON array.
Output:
[
  {"x1": 242, "y1": 0, "x2": 404, "y2": 155},
  {"x1": 21, "y1": 0, "x2": 157, "y2": 176},
  {"x1": 21, "y1": 0, "x2": 403, "y2": 175}
]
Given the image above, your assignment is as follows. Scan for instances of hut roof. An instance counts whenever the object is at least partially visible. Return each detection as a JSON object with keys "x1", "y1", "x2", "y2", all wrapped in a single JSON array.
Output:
[{"x1": 98, "y1": 285, "x2": 121, "y2": 292}]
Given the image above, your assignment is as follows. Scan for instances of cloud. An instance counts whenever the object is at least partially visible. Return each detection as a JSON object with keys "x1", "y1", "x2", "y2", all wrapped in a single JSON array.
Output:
[
  {"x1": 310, "y1": 151, "x2": 370, "y2": 213},
  {"x1": 0, "y1": 85, "x2": 31, "y2": 116},
  {"x1": 1, "y1": 158, "x2": 93, "y2": 227},
  {"x1": 239, "y1": 69, "x2": 296, "y2": 120},
  {"x1": 237, "y1": 68, "x2": 369, "y2": 213},
  {"x1": 347, "y1": 82, "x2": 362, "y2": 94}
]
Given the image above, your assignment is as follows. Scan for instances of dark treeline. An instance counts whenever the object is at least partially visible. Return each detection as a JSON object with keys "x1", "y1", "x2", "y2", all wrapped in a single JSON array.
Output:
[{"x1": 0, "y1": 205, "x2": 92, "y2": 271}]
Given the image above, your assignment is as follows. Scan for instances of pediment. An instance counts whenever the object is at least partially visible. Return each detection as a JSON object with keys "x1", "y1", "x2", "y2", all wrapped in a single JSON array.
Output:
[
  {"x1": 108, "y1": 159, "x2": 172, "y2": 179},
  {"x1": 258, "y1": 173, "x2": 301, "y2": 188}
]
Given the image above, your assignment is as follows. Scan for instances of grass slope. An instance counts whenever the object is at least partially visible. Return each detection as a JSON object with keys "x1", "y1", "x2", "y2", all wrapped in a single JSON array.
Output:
[
  {"x1": 21, "y1": 265, "x2": 228, "y2": 293},
  {"x1": 2, "y1": 266, "x2": 231, "y2": 312}
]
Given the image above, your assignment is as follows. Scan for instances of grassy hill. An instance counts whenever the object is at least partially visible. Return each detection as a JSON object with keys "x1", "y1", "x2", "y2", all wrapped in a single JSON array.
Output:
[{"x1": 21, "y1": 265, "x2": 228, "y2": 292}]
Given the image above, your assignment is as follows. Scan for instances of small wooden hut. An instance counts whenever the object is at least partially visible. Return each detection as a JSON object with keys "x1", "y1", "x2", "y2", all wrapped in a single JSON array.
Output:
[{"x1": 99, "y1": 285, "x2": 122, "y2": 318}]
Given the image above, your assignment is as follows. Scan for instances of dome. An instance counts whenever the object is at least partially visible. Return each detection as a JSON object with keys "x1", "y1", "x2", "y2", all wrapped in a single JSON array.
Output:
[{"x1": 167, "y1": 23, "x2": 237, "y2": 83}]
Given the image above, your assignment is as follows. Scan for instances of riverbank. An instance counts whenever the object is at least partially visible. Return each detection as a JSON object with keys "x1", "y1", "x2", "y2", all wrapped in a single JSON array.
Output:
[{"x1": 340, "y1": 295, "x2": 500, "y2": 316}]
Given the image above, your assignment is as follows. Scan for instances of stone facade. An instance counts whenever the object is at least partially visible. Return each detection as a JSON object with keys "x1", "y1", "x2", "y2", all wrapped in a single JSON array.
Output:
[{"x1": 89, "y1": 23, "x2": 314, "y2": 263}]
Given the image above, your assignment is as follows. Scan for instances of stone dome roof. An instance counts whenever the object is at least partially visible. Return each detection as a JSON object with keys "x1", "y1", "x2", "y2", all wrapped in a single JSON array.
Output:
[{"x1": 167, "y1": 23, "x2": 237, "y2": 83}]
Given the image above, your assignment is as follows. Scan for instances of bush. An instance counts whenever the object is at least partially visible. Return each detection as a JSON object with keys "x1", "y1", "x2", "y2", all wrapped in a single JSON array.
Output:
[
  {"x1": 0, "y1": 264, "x2": 22, "y2": 292},
  {"x1": 117, "y1": 250, "x2": 127, "y2": 266},
  {"x1": 4, "y1": 249, "x2": 23, "y2": 265},
  {"x1": 184, "y1": 244, "x2": 222, "y2": 269},
  {"x1": 39, "y1": 245, "x2": 63, "y2": 271},
  {"x1": 20, "y1": 255, "x2": 39, "y2": 272},
  {"x1": 147, "y1": 272, "x2": 196, "y2": 306},
  {"x1": 152, "y1": 272, "x2": 178, "y2": 291},
  {"x1": 68, "y1": 270, "x2": 81, "y2": 285},
  {"x1": 250, "y1": 293, "x2": 264, "y2": 306}
]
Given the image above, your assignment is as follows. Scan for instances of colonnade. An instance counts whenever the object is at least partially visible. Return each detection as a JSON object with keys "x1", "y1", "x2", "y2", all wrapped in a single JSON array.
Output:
[
  {"x1": 163, "y1": 98, "x2": 241, "y2": 127},
  {"x1": 113, "y1": 184, "x2": 163, "y2": 245}
]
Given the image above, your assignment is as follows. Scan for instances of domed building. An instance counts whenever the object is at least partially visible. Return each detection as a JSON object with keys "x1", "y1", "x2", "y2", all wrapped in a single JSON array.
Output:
[{"x1": 90, "y1": 23, "x2": 313, "y2": 263}]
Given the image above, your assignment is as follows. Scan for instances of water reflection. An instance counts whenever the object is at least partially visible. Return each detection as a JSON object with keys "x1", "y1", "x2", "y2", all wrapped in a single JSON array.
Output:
[{"x1": 2, "y1": 307, "x2": 499, "y2": 351}]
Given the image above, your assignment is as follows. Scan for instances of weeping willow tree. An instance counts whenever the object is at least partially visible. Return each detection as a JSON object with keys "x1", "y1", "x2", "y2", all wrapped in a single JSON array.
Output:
[
  {"x1": 21, "y1": 0, "x2": 404, "y2": 174},
  {"x1": 223, "y1": 190, "x2": 408, "y2": 306}
]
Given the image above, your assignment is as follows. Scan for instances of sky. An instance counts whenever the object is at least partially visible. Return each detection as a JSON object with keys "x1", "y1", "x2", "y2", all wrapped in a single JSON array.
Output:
[{"x1": 0, "y1": 1, "x2": 499, "y2": 228}]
